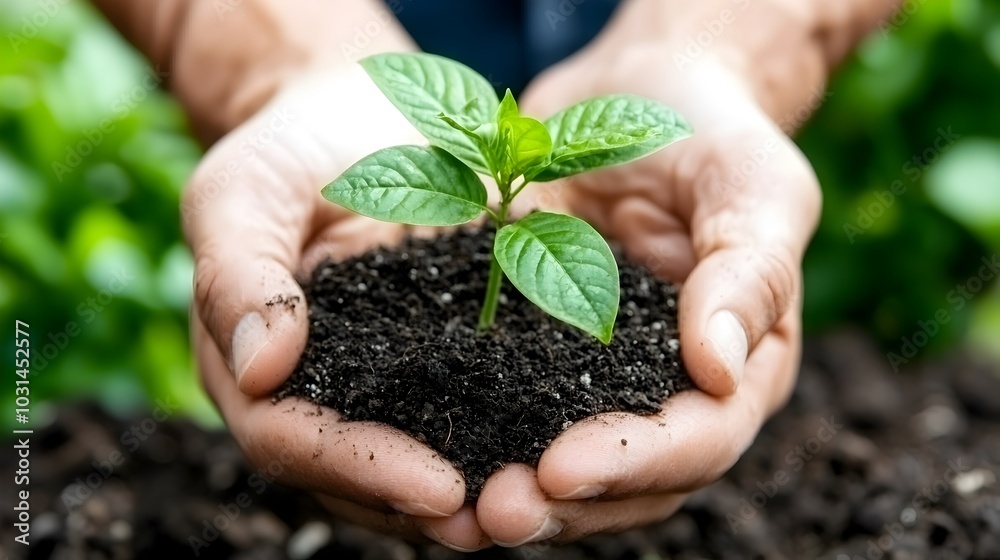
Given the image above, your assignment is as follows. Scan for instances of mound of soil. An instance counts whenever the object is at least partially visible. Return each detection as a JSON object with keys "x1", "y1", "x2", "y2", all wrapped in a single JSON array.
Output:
[
  {"x1": 2, "y1": 331, "x2": 999, "y2": 559},
  {"x1": 276, "y1": 229, "x2": 693, "y2": 497}
]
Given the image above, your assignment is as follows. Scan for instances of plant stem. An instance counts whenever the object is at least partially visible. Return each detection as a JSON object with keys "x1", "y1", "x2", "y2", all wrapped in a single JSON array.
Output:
[
  {"x1": 476, "y1": 251, "x2": 504, "y2": 331},
  {"x1": 508, "y1": 178, "x2": 531, "y2": 201},
  {"x1": 477, "y1": 188, "x2": 511, "y2": 332}
]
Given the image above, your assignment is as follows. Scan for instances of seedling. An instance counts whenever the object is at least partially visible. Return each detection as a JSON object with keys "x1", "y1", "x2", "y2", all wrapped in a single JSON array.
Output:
[{"x1": 322, "y1": 53, "x2": 691, "y2": 343}]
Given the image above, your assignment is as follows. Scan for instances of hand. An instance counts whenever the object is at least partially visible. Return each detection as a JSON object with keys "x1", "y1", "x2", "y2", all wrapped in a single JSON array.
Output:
[
  {"x1": 184, "y1": 67, "x2": 493, "y2": 551},
  {"x1": 474, "y1": 43, "x2": 822, "y2": 545}
]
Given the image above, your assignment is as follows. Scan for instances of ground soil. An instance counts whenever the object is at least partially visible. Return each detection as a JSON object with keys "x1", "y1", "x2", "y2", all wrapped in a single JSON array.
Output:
[
  {"x1": 2, "y1": 331, "x2": 999, "y2": 559},
  {"x1": 275, "y1": 228, "x2": 693, "y2": 497}
]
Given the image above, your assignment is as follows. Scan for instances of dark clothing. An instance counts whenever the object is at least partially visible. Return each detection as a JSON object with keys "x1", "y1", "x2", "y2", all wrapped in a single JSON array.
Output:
[{"x1": 394, "y1": 0, "x2": 620, "y2": 94}]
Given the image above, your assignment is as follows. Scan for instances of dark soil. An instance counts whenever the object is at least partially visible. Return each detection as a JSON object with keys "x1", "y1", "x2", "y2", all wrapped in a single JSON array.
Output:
[
  {"x1": 275, "y1": 229, "x2": 693, "y2": 497},
  {"x1": 3, "y1": 331, "x2": 1000, "y2": 559}
]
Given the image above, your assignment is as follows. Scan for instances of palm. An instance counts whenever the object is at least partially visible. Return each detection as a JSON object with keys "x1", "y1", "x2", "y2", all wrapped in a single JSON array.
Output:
[
  {"x1": 186, "y1": 52, "x2": 822, "y2": 548},
  {"x1": 471, "y1": 53, "x2": 821, "y2": 544},
  {"x1": 186, "y1": 67, "x2": 492, "y2": 549}
]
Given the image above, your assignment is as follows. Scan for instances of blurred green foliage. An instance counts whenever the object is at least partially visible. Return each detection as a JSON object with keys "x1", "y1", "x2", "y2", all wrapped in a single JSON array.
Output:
[
  {"x1": 0, "y1": 0, "x2": 998, "y2": 428},
  {"x1": 797, "y1": 0, "x2": 1000, "y2": 355},
  {"x1": 0, "y1": 0, "x2": 214, "y2": 428}
]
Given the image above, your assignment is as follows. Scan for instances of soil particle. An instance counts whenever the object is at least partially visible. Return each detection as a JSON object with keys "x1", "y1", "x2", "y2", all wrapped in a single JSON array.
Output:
[
  {"x1": 265, "y1": 294, "x2": 302, "y2": 311},
  {"x1": 276, "y1": 229, "x2": 692, "y2": 497}
]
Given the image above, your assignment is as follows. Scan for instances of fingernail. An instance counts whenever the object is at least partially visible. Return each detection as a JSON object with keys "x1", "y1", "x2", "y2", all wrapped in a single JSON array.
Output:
[
  {"x1": 705, "y1": 310, "x2": 748, "y2": 390},
  {"x1": 231, "y1": 312, "x2": 271, "y2": 384},
  {"x1": 494, "y1": 516, "x2": 564, "y2": 548},
  {"x1": 552, "y1": 484, "x2": 606, "y2": 500},
  {"x1": 388, "y1": 500, "x2": 450, "y2": 518},
  {"x1": 419, "y1": 525, "x2": 480, "y2": 553}
]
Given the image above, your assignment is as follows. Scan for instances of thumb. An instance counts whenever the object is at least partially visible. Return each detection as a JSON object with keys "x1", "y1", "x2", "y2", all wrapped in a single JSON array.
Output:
[
  {"x1": 680, "y1": 245, "x2": 799, "y2": 397},
  {"x1": 680, "y1": 149, "x2": 820, "y2": 396},
  {"x1": 182, "y1": 129, "x2": 312, "y2": 397}
]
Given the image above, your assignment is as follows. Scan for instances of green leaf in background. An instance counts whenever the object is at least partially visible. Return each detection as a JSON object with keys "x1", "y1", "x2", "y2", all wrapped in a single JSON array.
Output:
[
  {"x1": 321, "y1": 145, "x2": 487, "y2": 226},
  {"x1": 925, "y1": 138, "x2": 1000, "y2": 245},
  {"x1": 0, "y1": 0, "x2": 213, "y2": 430},
  {"x1": 494, "y1": 212, "x2": 619, "y2": 343},
  {"x1": 360, "y1": 53, "x2": 500, "y2": 174},
  {"x1": 529, "y1": 94, "x2": 692, "y2": 182}
]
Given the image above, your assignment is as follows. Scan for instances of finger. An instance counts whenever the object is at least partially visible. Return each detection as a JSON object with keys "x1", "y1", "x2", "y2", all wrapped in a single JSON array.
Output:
[
  {"x1": 610, "y1": 197, "x2": 696, "y2": 284},
  {"x1": 182, "y1": 110, "x2": 317, "y2": 396},
  {"x1": 299, "y1": 215, "x2": 406, "y2": 279},
  {"x1": 194, "y1": 315, "x2": 467, "y2": 516},
  {"x1": 477, "y1": 464, "x2": 686, "y2": 546},
  {"x1": 536, "y1": 315, "x2": 798, "y2": 501},
  {"x1": 183, "y1": 65, "x2": 434, "y2": 396},
  {"x1": 313, "y1": 495, "x2": 425, "y2": 541},
  {"x1": 419, "y1": 503, "x2": 493, "y2": 552},
  {"x1": 316, "y1": 497, "x2": 491, "y2": 552},
  {"x1": 681, "y1": 135, "x2": 819, "y2": 395}
]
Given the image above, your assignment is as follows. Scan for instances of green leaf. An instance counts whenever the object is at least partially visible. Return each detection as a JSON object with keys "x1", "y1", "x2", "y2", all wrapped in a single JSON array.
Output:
[
  {"x1": 528, "y1": 94, "x2": 692, "y2": 182},
  {"x1": 497, "y1": 88, "x2": 519, "y2": 122},
  {"x1": 438, "y1": 113, "x2": 499, "y2": 172},
  {"x1": 492, "y1": 89, "x2": 552, "y2": 181},
  {"x1": 321, "y1": 145, "x2": 487, "y2": 226},
  {"x1": 495, "y1": 212, "x2": 619, "y2": 343},
  {"x1": 360, "y1": 53, "x2": 500, "y2": 174},
  {"x1": 547, "y1": 128, "x2": 661, "y2": 165},
  {"x1": 501, "y1": 116, "x2": 552, "y2": 180}
]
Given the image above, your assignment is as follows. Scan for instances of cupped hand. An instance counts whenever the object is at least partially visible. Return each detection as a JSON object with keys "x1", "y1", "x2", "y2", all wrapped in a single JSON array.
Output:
[
  {"x1": 475, "y1": 45, "x2": 822, "y2": 545},
  {"x1": 184, "y1": 40, "x2": 821, "y2": 552},
  {"x1": 183, "y1": 66, "x2": 492, "y2": 551}
]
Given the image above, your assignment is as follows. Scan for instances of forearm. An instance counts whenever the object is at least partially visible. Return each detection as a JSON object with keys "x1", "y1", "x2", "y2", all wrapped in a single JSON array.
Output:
[
  {"x1": 600, "y1": 0, "x2": 899, "y2": 128},
  {"x1": 91, "y1": 0, "x2": 416, "y2": 143}
]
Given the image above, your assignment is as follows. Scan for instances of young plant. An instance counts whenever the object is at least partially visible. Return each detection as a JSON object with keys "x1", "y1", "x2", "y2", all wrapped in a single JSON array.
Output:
[{"x1": 322, "y1": 53, "x2": 692, "y2": 343}]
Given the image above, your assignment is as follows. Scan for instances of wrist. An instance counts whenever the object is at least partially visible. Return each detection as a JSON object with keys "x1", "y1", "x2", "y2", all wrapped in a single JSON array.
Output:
[
  {"x1": 98, "y1": 0, "x2": 417, "y2": 144},
  {"x1": 178, "y1": 1, "x2": 417, "y2": 144},
  {"x1": 590, "y1": 0, "x2": 896, "y2": 130},
  {"x1": 598, "y1": 0, "x2": 828, "y2": 125}
]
